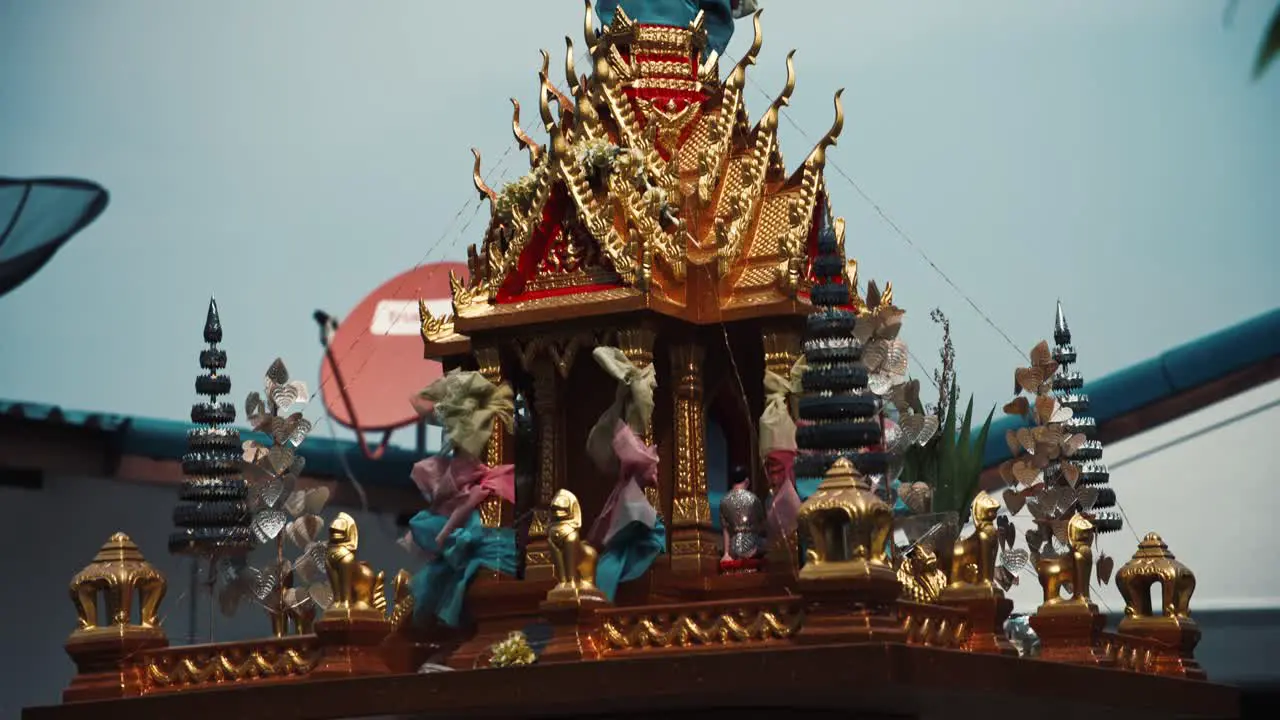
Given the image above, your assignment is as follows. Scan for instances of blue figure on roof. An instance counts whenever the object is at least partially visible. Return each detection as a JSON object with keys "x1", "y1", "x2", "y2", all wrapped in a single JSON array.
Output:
[{"x1": 595, "y1": 0, "x2": 758, "y2": 57}]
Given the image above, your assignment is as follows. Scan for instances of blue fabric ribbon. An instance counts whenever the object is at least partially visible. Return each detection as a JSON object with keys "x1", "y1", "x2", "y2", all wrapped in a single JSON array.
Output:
[
  {"x1": 595, "y1": 0, "x2": 737, "y2": 56},
  {"x1": 595, "y1": 516, "x2": 666, "y2": 601},
  {"x1": 408, "y1": 509, "x2": 518, "y2": 628}
]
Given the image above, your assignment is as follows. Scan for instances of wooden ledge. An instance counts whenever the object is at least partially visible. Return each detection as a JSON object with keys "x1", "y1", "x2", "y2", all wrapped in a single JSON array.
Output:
[{"x1": 24, "y1": 643, "x2": 1239, "y2": 720}]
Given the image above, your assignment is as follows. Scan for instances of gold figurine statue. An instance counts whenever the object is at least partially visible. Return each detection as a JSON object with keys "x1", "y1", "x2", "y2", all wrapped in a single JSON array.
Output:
[
  {"x1": 941, "y1": 493, "x2": 1002, "y2": 600},
  {"x1": 387, "y1": 569, "x2": 416, "y2": 632},
  {"x1": 1035, "y1": 513, "x2": 1097, "y2": 613},
  {"x1": 324, "y1": 513, "x2": 388, "y2": 622},
  {"x1": 897, "y1": 545, "x2": 948, "y2": 603},
  {"x1": 544, "y1": 489, "x2": 607, "y2": 606},
  {"x1": 69, "y1": 532, "x2": 167, "y2": 638}
]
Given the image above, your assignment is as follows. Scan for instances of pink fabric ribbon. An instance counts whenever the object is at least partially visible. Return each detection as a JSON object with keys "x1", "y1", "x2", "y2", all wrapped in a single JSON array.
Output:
[
  {"x1": 764, "y1": 448, "x2": 801, "y2": 537},
  {"x1": 410, "y1": 453, "x2": 516, "y2": 548},
  {"x1": 588, "y1": 420, "x2": 659, "y2": 547}
]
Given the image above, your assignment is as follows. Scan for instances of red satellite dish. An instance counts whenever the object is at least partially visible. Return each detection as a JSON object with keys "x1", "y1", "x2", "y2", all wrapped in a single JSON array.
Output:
[{"x1": 319, "y1": 262, "x2": 466, "y2": 455}]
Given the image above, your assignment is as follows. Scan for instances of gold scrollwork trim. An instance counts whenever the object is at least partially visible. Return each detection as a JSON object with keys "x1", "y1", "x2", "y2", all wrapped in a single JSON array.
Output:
[
  {"x1": 142, "y1": 642, "x2": 319, "y2": 692},
  {"x1": 456, "y1": 287, "x2": 643, "y2": 320},
  {"x1": 601, "y1": 606, "x2": 802, "y2": 650}
]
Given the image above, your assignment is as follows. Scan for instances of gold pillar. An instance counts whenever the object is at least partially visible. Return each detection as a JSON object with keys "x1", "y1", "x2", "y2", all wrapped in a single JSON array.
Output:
[
  {"x1": 474, "y1": 345, "x2": 508, "y2": 529},
  {"x1": 761, "y1": 326, "x2": 802, "y2": 568},
  {"x1": 668, "y1": 342, "x2": 717, "y2": 575},
  {"x1": 617, "y1": 326, "x2": 659, "y2": 511},
  {"x1": 523, "y1": 358, "x2": 560, "y2": 581}
]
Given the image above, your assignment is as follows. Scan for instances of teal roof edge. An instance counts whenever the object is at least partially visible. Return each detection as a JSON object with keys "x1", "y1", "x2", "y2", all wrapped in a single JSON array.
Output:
[
  {"x1": 980, "y1": 306, "x2": 1280, "y2": 468},
  {"x1": 0, "y1": 401, "x2": 423, "y2": 487}
]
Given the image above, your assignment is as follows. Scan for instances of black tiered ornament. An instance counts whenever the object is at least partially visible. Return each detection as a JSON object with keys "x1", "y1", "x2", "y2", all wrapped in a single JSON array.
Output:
[
  {"x1": 1051, "y1": 301, "x2": 1122, "y2": 534},
  {"x1": 794, "y1": 215, "x2": 886, "y2": 487},
  {"x1": 169, "y1": 298, "x2": 254, "y2": 556}
]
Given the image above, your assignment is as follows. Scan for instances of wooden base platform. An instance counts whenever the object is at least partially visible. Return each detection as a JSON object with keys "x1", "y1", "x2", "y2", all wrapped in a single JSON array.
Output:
[{"x1": 23, "y1": 643, "x2": 1239, "y2": 720}]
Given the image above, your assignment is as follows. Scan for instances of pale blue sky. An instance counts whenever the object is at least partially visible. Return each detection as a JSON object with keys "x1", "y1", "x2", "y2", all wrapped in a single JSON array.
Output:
[{"x1": 1, "y1": 1, "x2": 1277, "y2": 442}]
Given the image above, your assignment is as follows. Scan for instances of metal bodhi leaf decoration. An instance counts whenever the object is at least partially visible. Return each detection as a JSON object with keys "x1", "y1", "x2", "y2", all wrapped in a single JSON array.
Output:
[{"x1": 219, "y1": 358, "x2": 333, "y2": 631}]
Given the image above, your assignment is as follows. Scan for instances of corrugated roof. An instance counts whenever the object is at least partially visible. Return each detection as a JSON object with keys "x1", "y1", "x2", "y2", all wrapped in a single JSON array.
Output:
[
  {"x1": 981, "y1": 306, "x2": 1280, "y2": 468},
  {"x1": 0, "y1": 400, "x2": 422, "y2": 487}
]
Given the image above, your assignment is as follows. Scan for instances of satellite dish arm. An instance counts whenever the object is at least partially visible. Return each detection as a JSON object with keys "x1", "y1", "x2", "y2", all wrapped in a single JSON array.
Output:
[{"x1": 314, "y1": 309, "x2": 395, "y2": 461}]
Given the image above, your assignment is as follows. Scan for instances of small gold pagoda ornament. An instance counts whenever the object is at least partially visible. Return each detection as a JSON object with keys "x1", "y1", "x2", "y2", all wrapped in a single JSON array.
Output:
[
  {"x1": 796, "y1": 457, "x2": 895, "y2": 583},
  {"x1": 543, "y1": 489, "x2": 607, "y2": 607},
  {"x1": 1115, "y1": 533, "x2": 1205, "y2": 679},
  {"x1": 793, "y1": 457, "x2": 905, "y2": 645},
  {"x1": 64, "y1": 533, "x2": 169, "y2": 702}
]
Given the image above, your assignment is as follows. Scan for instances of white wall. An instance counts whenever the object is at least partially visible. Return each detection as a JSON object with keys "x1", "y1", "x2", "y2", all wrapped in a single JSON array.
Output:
[
  {"x1": 1, "y1": 475, "x2": 411, "y2": 716},
  {"x1": 1001, "y1": 379, "x2": 1280, "y2": 616}
]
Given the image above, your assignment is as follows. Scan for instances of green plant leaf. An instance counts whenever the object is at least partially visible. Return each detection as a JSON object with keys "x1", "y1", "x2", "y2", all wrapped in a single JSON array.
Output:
[{"x1": 1254, "y1": 3, "x2": 1280, "y2": 79}]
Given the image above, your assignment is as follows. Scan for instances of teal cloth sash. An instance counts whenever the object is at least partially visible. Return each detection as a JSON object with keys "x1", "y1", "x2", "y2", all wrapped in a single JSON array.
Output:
[
  {"x1": 595, "y1": 516, "x2": 667, "y2": 601},
  {"x1": 408, "y1": 509, "x2": 518, "y2": 627}
]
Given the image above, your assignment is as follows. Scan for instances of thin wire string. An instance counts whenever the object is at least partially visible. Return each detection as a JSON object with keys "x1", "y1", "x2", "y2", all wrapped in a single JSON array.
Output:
[
  {"x1": 315, "y1": 48, "x2": 596, "y2": 409},
  {"x1": 742, "y1": 79, "x2": 1024, "y2": 361}
]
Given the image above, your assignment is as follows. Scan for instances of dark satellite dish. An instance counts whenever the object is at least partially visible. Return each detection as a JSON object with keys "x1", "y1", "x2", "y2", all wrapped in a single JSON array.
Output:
[
  {"x1": 0, "y1": 177, "x2": 108, "y2": 298},
  {"x1": 317, "y1": 261, "x2": 466, "y2": 459}
]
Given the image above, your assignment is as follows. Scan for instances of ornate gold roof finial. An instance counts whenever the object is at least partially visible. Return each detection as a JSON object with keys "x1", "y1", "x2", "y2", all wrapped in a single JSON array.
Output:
[
  {"x1": 539, "y1": 70, "x2": 571, "y2": 158},
  {"x1": 759, "y1": 50, "x2": 796, "y2": 133},
  {"x1": 581, "y1": 0, "x2": 598, "y2": 57},
  {"x1": 539, "y1": 50, "x2": 575, "y2": 119},
  {"x1": 471, "y1": 148, "x2": 498, "y2": 215},
  {"x1": 564, "y1": 37, "x2": 581, "y2": 97},
  {"x1": 726, "y1": 10, "x2": 763, "y2": 91},
  {"x1": 69, "y1": 532, "x2": 168, "y2": 638},
  {"x1": 510, "y1": 99, "x2": 544, "y2": 167},
  {"x1": 802, "y1": 89, "x2": 845, "y2": 171}
]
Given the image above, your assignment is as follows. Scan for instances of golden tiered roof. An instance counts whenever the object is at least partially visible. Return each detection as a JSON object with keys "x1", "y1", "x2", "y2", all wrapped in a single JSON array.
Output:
[{"x1": 421, "y1": 4, "x2": 847, "y2": 354}]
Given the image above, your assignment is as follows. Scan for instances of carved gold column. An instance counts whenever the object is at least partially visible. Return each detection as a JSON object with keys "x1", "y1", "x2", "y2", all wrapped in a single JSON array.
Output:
[
  {"x1": 668, "y1": 342, "x2": 718, "y2": 575},
  {"x1": 524, "y1": 357, "x2": 561, "y2": 581},
  {"x1": 761, "y1": 325, "x2": 802, "y2": 570},
  {"x1": 474, "y1": 345, "x2": 509, "y2": 528},
  {"x1": 617, "y1": 325, "x2": 659, "y2": 510}
]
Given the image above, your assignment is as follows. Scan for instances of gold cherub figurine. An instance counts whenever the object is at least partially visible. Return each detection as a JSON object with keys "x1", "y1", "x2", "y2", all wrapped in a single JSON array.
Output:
[
  {"x1": 544, "y1": 489, "x2": 607, "y2": 606},
  {"x1": 1036, "y1": 513, "x2": 1097, "y2": 613},
  {"x1": 941, "y1": 493, "x2": 1002, "y2": 600},
  {"x1": 897, "y1": 545, "x2": 948, "y2": 604},
  {"x1": 324, "y1": 512, "x2": 387, "y2": 622}
]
